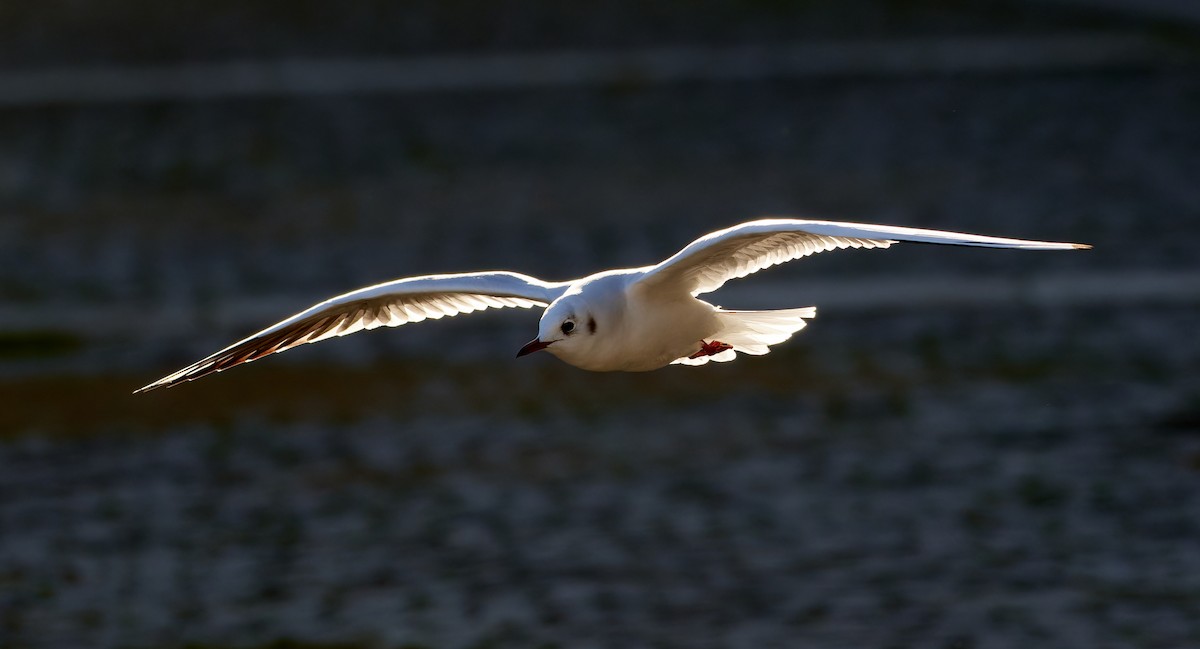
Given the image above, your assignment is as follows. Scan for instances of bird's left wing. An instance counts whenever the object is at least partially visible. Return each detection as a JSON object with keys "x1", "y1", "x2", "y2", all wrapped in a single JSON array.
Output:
[
  {"x1": 135, "y1": 271, "x2": 567, "y2": 392},
  {"x1": 633, "y1": 218, "x2": 1090, "y2": 297}
]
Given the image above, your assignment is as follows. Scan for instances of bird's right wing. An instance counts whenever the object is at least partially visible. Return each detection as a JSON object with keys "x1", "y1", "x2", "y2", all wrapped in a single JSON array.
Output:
[
  {"x1": 135, "y1": 271, "x2": 568, "y2": 392},
  {"x1": 633, "y1": 218, "x2": 1090, "y2": 297}
]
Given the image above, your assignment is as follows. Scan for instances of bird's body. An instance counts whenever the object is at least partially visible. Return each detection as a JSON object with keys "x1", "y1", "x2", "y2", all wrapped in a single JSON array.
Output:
[
  {"x1": 135, "y1": 218, "x2": 1089, "y2": 392},
  {"x1": 545, "y1": 269, "x2": 720, "y2": 371}
]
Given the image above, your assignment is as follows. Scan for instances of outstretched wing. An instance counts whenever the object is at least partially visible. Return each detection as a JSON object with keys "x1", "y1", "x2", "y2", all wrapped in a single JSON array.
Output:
[
  {"x1": 634, "y1": 218, "x2": 1090, "y2": 296},
  {"x1": 135, "y1": 271, "x2": 567, "y2": 392}
]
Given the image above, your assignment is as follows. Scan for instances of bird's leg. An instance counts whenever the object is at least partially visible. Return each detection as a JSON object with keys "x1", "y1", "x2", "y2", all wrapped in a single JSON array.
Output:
[{"x1": 689, "y1": 339, "x2": 733, "y2": 359}]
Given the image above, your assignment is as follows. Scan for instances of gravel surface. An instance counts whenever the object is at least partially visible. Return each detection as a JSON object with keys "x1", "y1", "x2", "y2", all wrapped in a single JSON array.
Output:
[{"x1": 5, "y1": 306, "x2": 1200, "y2": 649}]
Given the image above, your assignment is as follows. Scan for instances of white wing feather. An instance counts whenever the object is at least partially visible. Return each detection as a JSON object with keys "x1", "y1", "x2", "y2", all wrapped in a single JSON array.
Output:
[
  {"x1": 635, "y1": 218, "x2": 1090, "y2": 296},
  {"x1": 135, "y1": 271, "x2": 567, "y2": 392}
]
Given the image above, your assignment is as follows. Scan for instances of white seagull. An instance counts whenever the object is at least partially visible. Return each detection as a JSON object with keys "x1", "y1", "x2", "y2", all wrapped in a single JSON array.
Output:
[{"x1": 134, "y1": 218, "x2": 1089, "y2": 392}]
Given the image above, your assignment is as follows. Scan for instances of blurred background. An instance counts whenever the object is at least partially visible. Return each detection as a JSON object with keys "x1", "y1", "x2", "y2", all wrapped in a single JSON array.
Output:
[{"x1": 2, "y1": 1, "x2": 1199, "y2": 648}]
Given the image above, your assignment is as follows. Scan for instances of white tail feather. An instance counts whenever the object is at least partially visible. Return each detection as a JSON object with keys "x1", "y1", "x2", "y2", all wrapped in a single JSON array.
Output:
[{"x1": 671, "y1": 306, "x2": 817, "y2": 366}]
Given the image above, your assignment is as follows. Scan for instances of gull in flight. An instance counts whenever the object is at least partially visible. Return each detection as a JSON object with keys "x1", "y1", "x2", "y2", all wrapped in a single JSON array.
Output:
[{"x1": 135, "y1": 219, "x2": 1089, "y2": 392}]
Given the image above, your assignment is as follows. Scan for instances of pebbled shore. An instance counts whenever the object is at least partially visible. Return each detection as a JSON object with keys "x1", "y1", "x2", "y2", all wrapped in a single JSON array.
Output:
[{"x1": 4, "y1": 304, "x2": 1200, "y2": 649}]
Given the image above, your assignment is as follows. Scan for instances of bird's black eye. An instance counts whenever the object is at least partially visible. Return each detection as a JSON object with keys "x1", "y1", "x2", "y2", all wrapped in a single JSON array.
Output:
[{"x1": 561, "y1": 320, "x2": 575, "y2": 335}]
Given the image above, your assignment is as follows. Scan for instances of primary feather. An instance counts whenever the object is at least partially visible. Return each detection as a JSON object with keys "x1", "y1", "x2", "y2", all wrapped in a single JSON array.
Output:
[
  {"x1": 634, "y1": 219, "x2": 1090, "y2": 296},
  {"x1": 134, "y1": 272, "x2": 565, "y2": 392}
]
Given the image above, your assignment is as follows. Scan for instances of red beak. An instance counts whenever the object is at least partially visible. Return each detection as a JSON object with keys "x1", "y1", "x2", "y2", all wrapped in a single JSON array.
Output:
[{"x1": 516, "y1": 338, "x2": 552, "y2": 358}]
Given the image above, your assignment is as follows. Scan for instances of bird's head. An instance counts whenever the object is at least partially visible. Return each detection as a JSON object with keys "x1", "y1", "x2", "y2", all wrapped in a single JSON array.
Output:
[{"x1": 516, "y1": 296, "x2": 601, "y2": 364}]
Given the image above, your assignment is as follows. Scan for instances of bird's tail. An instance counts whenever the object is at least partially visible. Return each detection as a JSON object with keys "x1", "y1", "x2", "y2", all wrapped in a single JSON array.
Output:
[{"x1": 672, "y1": 306, "x2": 817, "y2": 365}]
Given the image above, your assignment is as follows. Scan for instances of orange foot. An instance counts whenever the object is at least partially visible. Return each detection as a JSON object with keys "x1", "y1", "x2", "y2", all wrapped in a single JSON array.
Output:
[{"x1": 689, "y1": 339, "x2": 733, "y2": 359}]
